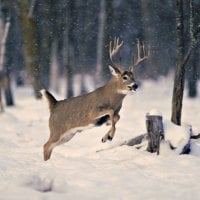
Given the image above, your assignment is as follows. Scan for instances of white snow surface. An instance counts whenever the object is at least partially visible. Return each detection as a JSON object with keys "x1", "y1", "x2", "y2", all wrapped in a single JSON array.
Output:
[
  {"x1": 1, "y1": 76, "x2": 200, "y2": 200},
  {"x1": 148, "y1": 108, "x2": 162, "y2": 116},
  {"x1": 163, "y1": 121, "x2": 191, "y2": 154}
]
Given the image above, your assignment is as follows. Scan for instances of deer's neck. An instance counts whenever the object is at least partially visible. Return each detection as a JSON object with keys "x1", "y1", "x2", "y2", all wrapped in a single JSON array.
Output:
[{"x1": 103, "y1": 79, "x2": 126, "y2": 98}]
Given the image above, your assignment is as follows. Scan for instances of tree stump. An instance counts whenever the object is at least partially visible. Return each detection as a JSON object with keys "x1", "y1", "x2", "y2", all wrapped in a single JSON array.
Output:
[{"x1": 146, "y1": 113, "x2": 164, "y2": 155}]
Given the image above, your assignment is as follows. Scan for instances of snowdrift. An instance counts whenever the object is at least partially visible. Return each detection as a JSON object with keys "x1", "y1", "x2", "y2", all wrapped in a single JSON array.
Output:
[{"x1": 0, "y1": 77, "x2": 200, "y2": 200}]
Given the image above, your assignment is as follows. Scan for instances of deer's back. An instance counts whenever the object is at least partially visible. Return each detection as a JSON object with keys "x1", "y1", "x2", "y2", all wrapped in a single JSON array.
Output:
[{"x1": 49, "y1": 89, "x2": 108, "y2": 132}]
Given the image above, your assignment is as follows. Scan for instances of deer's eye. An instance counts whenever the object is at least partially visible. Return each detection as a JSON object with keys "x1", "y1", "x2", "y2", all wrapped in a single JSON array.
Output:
[{"x1": 123, "y1": 76, "x2": 128, "y2": 81}]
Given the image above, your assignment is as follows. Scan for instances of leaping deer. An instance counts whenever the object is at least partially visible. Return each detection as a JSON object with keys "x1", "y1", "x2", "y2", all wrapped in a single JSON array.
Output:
[{"x1": 42, "y1": 38, "x2": 149, "y2": 161}]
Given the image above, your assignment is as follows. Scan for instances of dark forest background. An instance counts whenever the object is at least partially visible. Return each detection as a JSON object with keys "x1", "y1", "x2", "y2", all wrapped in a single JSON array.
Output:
[{"x1": 0, "y1": 0, "x2": 200, "y2": 101}]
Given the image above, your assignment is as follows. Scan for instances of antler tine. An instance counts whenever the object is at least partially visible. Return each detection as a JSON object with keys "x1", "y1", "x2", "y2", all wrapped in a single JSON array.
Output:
[
  {"x1": 142, "y1": 41, "x2": 150, "y2": 58},
  {"x1": 129, "y1": 39, "x2": 150, "y2": 73},
  {"x1": 114, "y1": 37, "x2": 117, "y2": 49},
  {"x1": 134, "y1": 39, "x2": 149, "y2": 66},
  {"x1": 109, "y1": 37, "x2": 123, "y2": 66}
]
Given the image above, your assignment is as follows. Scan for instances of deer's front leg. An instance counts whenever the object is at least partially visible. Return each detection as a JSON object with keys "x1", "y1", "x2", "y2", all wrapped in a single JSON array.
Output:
[
  {"x1": 108, "y1": 114, "x2": 120, "y2": 139},
  {"x1": 101, "y1": 112, "x2": 120, "y2": 143}
]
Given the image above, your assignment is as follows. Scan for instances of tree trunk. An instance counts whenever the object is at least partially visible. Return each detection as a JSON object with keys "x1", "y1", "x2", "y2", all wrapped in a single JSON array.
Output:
[
  {"x1": 19, "y1": 0, "x2": 41, "y2": 99},
  {"x1": 4, "y1": 73, "x2": 14, "y2": 106},
  {"x1": 140, "y1": 0, "x2": 159, "y2": 79},
  {"x1": 95, "y1": 0, "x2": 105, "y2": 84},
  {"x1": 187, "y1": 0, "x2": 198, "y2": 98},
  {"x1": 0, "y1": 17, "x2": 14, "y2": 106},
  {"x1": 171, "y1": 0, "x2": 184, "y2": 125},
  {"x1": 187, "y1": 47, "x2": 198, "y2": 98},
  {"x1": 65, "y1": 0, "x2": 76, "y2": 98},
  {"x1": 66, "y1": 69, "x2": 73, "y2": 98},
  {"x1": 35, "y1": 0, "x2": 52, "y2": 90},
  {"x1": 50, "y1": 42, "x2": 59, "y2": 93},
  {"x1": 0, "y1": 20, "x2": 10, "y2": 71},
  {"x1": 146, "y1": 114, "x2": 164, "y2": 155},
  {"x1": 102, "y1": 0, "x2": 113, "y2": 80},
  {"x1": 171, "y1": 0, "x2": 198, "y2": 125}
]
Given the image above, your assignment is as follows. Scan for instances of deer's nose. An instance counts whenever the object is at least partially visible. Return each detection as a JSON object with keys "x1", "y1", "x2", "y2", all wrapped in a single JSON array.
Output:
[{"x1": 132, "y1": 83, "x2": 138, "y2": 91}]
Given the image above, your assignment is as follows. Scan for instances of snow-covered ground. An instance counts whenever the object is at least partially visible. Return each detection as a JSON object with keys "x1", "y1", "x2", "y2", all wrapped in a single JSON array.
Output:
[{"x1": 0, "y1": 76, "x2": 200, "y2": 200}]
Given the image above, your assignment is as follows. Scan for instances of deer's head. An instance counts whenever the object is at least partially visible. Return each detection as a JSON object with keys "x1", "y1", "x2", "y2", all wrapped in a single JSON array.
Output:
[{"x1": 109, "y1": 38, "x2": 149, "y2": 94}]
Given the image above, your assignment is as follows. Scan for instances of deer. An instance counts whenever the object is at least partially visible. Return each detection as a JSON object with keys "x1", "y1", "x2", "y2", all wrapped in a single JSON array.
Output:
[{"x1": 41, "y1": 38, "x2": 149, "y2": 161}]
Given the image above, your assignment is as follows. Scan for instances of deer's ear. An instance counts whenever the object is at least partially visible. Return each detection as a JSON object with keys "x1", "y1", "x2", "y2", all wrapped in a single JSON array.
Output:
[{"x1": 109, "y1": 65, "x2": 120, "y2": 77}]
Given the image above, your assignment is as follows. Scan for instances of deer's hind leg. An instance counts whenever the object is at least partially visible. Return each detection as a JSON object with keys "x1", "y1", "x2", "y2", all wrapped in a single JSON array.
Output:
[
  {"x1": 43, "y1": 129, "x2": 62, "y2": 161},
  {"x1": 43, "y1": 129, "x2": 76, "y2": 161},
  {"x1": 43, "y1": 139, "x2": 55, "y2": 161}
]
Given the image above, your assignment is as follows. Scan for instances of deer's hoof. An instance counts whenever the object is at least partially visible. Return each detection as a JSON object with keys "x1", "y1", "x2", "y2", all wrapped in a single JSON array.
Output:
[
  {"x1": 108, "y1": 135, "x2": 113, "y2": 141},
  {"x1": 101, "y1": 138, "x2": 106, "y2": 143}
]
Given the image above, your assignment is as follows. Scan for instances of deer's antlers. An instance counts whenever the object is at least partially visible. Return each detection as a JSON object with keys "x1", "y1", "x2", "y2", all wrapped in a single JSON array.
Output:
[
  {"x1": 109, "y1": 37, "x2": 123, "y2": 70},
  {"x1": 129, "y1": 39, "x2": 150, "y2": 73},
  {"x1": 109, "y1": 37, "x2": 150, "y2": 73},
  {"x1": 109, "y1": 37, "x2": 123, "y2": 62}
]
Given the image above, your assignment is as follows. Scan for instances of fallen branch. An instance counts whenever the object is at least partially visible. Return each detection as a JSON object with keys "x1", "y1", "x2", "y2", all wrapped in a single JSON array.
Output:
[{"x1": 191, "y1": 133, "x2": 200, "y2": 139}]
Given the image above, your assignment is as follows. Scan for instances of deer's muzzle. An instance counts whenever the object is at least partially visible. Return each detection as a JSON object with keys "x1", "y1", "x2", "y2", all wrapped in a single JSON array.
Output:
[
  {"x1": 132, "y1": 83, "x2": 138, "y2": 91},
  {"x1": 128, "y1": 83, "x2": 138, "y2": 91}
]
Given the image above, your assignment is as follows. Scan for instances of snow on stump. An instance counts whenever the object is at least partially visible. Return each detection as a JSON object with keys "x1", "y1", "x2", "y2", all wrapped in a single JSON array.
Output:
[
  {"x1": 125, "y1": 109, "x2": 194, "y2": 155},
  {"x1": 146, "y1": 110, "x2": 164, "y2": 155}
]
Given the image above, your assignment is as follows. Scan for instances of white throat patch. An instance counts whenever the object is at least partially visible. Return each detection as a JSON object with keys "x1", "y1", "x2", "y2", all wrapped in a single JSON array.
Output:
[{"x1": 117, "y1": 89, "x2": 129, "y2": 95}]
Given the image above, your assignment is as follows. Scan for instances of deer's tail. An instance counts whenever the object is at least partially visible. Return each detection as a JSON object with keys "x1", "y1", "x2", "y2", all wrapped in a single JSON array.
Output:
[{"x1": 40, "y1": 89, "x2": 57, "y2": 112}]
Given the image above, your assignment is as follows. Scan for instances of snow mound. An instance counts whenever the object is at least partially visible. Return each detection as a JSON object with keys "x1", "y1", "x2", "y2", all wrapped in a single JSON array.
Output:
[{"x1": 164, "y1": 121, "x2": 191, "y2": 154}]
